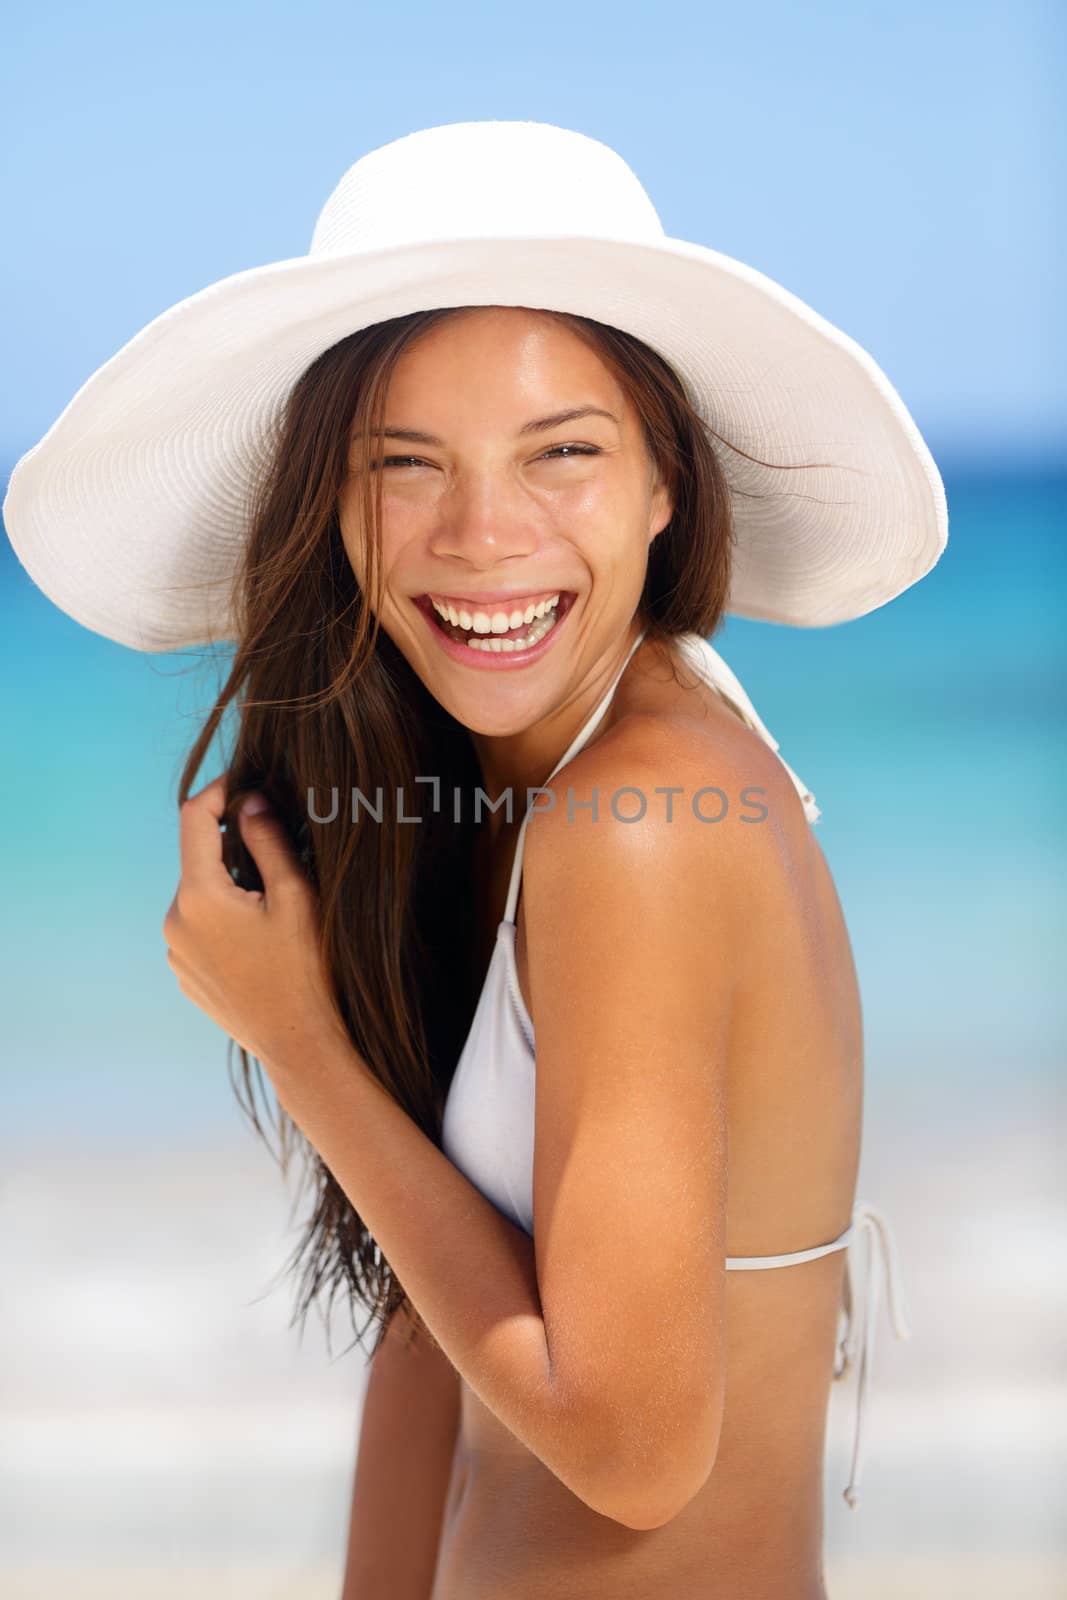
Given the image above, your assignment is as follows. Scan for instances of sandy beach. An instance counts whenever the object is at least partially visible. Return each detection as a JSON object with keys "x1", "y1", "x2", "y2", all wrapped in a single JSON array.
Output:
[
  {"x1": 3, "y1": 1115, "x2": 1063, "y2": 1598},
  {"x1": 4, "y1": 1557, "x2": 1067, "y2": 1599}
]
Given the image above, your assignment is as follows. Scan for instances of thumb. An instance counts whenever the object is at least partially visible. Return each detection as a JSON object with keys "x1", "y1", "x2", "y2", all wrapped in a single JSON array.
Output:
[{"x1": 237, "y1": 794, "x2": 304, "y2": 899}]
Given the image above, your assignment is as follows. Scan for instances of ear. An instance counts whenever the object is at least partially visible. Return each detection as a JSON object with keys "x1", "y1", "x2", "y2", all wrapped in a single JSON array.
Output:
[{"x1": 647, "y1": 467, "x2": 674, "y2": 548}]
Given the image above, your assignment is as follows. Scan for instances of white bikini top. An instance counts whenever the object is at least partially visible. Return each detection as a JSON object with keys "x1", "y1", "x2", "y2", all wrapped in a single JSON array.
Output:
[{"x1": 441, "y1": 626, "x2": 912, "y2": 1509}]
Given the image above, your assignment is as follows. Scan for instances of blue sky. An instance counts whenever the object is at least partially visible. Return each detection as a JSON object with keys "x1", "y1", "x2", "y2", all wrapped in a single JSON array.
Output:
[
  {"x1": 1, "y1": 3, "x2": 1063, "y2": 1149},
  {"x1": 4, "y1": 0, "x2": 1063, "y2": 470}
]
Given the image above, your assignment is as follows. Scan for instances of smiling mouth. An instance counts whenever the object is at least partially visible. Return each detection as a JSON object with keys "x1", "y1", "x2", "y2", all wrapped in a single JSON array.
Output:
[{"x1": 416, "y1": 592, "x2": 576, "y2": 651}]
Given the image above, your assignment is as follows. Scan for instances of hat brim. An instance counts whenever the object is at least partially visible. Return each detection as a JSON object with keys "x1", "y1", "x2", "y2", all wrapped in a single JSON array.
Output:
[{"x1": 2, "y1": 232, "x2": 948, "y2": 651}]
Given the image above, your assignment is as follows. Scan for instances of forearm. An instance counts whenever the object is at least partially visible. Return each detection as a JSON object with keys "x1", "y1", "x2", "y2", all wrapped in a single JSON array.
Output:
[
  {"x1": 269, "y1": 1045, "x2": 612, "y2": 1515},
  {"x1": 341, "y1": 1311, "x2": 461, "y2": 1600}
]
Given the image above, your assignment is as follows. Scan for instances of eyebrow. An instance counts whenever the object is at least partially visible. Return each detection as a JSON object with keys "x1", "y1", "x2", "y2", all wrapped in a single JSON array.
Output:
[
  {"x1": 367, "y1": 406, "x2": 621, "y2": 447},
  {"x1": 516, "y1": 406, "x2": 620, "y2": 437}
]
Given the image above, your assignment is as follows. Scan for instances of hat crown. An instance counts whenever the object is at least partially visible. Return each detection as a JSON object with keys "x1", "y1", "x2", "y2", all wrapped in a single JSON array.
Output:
[{"x1": 309, "y1": 120, "x2": 665, "y2": 257}]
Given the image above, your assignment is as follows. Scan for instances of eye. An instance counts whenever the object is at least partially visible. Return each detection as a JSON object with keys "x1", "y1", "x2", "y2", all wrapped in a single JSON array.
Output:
[
  {"x1": 372, "y1": 456, "x2": 428, "y2": 471},
  {"x1": 541, "y1": 444, "x2": 602, "y2": 462}
]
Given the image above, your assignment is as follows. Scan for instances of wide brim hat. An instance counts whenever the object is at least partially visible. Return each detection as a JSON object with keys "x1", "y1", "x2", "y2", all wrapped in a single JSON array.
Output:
[{"x1": 3, "y1": 119, "x2": 947, "y2": 652}]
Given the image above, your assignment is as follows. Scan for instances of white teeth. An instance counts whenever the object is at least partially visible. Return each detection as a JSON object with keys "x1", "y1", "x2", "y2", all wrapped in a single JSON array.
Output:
[
  {"x1": 464, "y1": 603, "x2": 560, "y2": 652},
  {"x1": 430, "y1": 593, "x2": 560, "y2": 634}
]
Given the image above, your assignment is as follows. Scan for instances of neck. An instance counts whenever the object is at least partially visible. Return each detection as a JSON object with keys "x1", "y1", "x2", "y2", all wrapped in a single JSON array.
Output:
[{"x1": 469, "y1": 617, "x2": 648, "y2": 828}]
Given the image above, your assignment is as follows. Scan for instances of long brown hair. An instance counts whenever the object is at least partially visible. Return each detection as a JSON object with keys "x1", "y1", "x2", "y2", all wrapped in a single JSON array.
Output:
[{"x1": 175, "y1": 305, "x2": 821, "y2": 1359}]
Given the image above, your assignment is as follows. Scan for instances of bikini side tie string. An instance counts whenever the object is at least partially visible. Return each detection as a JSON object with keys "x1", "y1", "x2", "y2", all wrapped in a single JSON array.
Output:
[{"x1": 833, "y1": 1201, "x2": 914, "y2": 1508}]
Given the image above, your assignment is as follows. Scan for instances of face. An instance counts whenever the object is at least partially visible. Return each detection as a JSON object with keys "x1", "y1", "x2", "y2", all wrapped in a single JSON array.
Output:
[{"x1": 337, "y1": 306, "x2": 673, "y2": 736}]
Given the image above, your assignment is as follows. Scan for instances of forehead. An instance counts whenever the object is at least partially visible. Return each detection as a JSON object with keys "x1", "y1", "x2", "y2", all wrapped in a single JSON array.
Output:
[{"x1": 381, "y1": 307, "x2": 629, "y2": 422}]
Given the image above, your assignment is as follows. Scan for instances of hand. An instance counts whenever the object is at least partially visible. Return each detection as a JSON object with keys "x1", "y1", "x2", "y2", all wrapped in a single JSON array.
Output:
[{"x1": 162, "y1": 773, "x2": 349, "y2": 1077}]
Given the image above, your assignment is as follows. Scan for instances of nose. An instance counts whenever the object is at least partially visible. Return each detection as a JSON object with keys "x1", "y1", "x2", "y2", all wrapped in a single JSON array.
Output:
[{"x1": 427, "y1": 466, "x2": 542, "y2": 570}]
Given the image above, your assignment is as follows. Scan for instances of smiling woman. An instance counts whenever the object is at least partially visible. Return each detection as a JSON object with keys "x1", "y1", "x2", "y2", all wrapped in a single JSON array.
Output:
[
  {"x1": 334, "y1": 314, "x2": 681, "y2": 703},
  {"x1": 2, "y1": 118, "x2": 944, "y2": 1599}
]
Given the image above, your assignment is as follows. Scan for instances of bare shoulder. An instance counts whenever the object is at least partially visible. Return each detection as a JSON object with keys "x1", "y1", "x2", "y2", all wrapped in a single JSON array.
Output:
[{"x1": 523, "y1": 689, "x2": 811, "y2": 924}]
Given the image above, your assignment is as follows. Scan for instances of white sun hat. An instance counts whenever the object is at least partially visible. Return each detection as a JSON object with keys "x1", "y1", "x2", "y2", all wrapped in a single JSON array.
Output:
[{"x1": 2, "y1": 119, "x2": 947, "y2": 653}]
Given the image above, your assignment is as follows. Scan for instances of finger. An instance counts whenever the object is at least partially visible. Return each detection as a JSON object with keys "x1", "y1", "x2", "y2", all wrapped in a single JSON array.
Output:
[
  {"x1": 179, "y1": 772, "x2": 237, "y2": 894},
  {"x1": 161, "y1": 889, "x2": 180, "y2": 945},
  {"x1": 236, "y1": 794, "x2": 307, "y2": 906},
  {"x1": 165, "y1": 943, "x2": 202, "y2": 1000}
]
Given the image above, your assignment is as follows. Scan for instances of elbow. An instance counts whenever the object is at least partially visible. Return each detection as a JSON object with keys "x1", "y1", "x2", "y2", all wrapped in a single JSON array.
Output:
[
  {"x1": 593, "y1": 1452, "x2": 717, "y2": 1532},
  {"x1": 569, "y1": 1399, "x2": 722, "y2": 1531}
]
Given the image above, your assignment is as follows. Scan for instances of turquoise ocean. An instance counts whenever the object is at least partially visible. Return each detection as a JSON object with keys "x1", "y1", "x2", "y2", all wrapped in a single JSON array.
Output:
[
  {"x1": 2, "y1": 460, "x2": 1064, "y2": 1596},
  {"x1": 3, "y1": 462, "x2": 1061, "y2": 1138}
]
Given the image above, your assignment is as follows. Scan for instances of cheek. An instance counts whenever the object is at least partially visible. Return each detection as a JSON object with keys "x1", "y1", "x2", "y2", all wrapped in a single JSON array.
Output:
[
  {"x1": 550, "y1": 475, "x2": 648, "y2": 559},
  {"x1": 338, "y1": 483, "x2": 414, "y2": 591},
  {"x1": 376, "y1": 504, "x2": 426, "y2": 585},
  {"x1": 336, "y1": 483, "x2": 365, "y2": 577}
]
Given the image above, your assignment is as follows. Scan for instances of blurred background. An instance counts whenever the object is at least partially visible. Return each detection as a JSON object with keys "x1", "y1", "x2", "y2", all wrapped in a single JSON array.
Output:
[{"x1": 2, "y1": 2, "x2": 1063, "y2": 1596}]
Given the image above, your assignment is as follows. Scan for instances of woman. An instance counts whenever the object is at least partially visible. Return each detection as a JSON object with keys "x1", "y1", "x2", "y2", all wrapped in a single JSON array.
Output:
[{"x1": 4, "y1": 120, "x2": 941, "y2": 1598}]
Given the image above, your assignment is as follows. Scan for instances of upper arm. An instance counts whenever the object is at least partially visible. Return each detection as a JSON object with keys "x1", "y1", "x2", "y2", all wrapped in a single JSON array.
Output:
[
  {"x1": 522, "y1": 716, "x2": 747, "y2": 1529},
  {"x1": 366, "y1": 1303, "x2": 462, "y2": 1450},
  {"x1": 342, "y1": 1305, "x2": 461, "y2": 1598},
  {"x1": 372, "y1": 1300, "x2": 463, "y2": 1397}
]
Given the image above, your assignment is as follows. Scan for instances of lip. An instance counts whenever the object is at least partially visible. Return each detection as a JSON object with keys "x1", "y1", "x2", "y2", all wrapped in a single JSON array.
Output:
[
  {"x1": 421, "y1": 589, "x2": 564, "y2": 609},
  {"x1": 414, "y1": 591, "x2": 577, "y2": 671}
]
